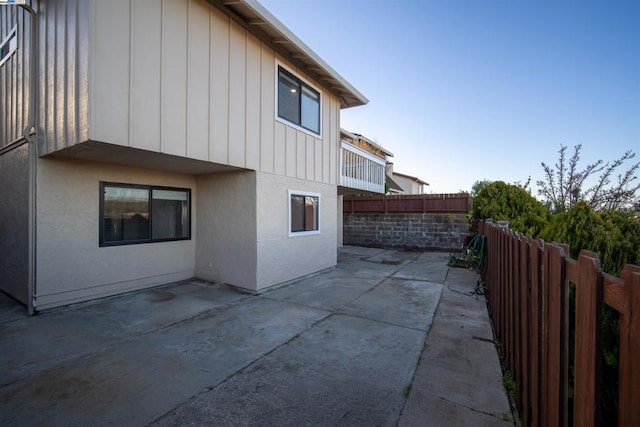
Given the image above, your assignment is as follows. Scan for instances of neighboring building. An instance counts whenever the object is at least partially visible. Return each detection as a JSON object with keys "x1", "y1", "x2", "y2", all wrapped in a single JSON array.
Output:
[
  {"x1": 0, "y1": 0, "x2": 367, "y2": 312},
  {"x1": 336, "y1": 128, "x2": 392, "y2": 246},
  {"x1": 339, "y1": 128, "x2": 393, "y2": 196},
  {"x1": 386, "y1": 163, "x2": 429, "y2": 194}
]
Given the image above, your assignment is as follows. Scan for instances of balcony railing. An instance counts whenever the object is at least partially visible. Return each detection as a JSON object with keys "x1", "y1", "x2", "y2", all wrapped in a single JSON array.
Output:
[{"x1": 339, "y1": 140, "x2": 386, "y2": 194}]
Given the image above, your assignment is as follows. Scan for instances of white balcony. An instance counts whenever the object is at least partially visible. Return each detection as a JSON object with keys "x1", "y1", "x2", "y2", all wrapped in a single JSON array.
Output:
[{"x1": 339, "y1": 140, "x2": 386, "y2": 194}]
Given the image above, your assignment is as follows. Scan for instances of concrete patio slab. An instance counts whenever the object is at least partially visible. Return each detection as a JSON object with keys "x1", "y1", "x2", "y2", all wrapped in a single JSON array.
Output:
[
  {"x1": 1, "y1": 297, "x2": 329, "y2": 426},
  {"x1": 392, "y1": 252, "x2": 450, "y2": 283},
  {"x1": 155, "y1": 313, "x2": 425, "y2": 426},
  {"x1": 0, "y1": 246, "x2": 512, "y2": 426},
  {"x1": 263, "y1": 272, "x2": 380, "y2": 312},
  {"x1": 0, "y1": 292, "x2": 27, "y2": 324},
  {"x1": 399, "y1": 266, "x2": 512, "y2": 426},
  {"x1": 0, "y1": 281, "x2": 250, "y2": 385},
  {"x1": 340, "y1": 278, "x2": 442, "y2": 331}
]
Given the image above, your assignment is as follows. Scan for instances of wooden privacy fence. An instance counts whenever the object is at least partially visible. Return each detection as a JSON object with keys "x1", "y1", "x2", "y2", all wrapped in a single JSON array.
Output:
[
  {"x1": 343, "y1": 193, "x2": 471, "y2": 214},
  {"x1": 479, "y1": 220, "x2": 640, "y2": 426}
]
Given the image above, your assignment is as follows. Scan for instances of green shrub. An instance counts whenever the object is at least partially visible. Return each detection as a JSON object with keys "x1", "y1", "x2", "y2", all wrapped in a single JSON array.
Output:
[
  {"x1": 540, "y1": 202, "x2": 640, "y2": 425},
  {"x1": 472, "y1": 181, "x2": 550, "y2": 237},
  {"x1": 540, "y1": 202, "x2": 640, "y2": 273}
]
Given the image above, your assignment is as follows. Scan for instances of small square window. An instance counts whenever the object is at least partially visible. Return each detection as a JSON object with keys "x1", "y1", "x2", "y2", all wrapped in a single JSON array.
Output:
[
  {"x1": 100, "y1": 182, "x2": 191, "y2": 246},
  {"x1": 277, "y1": 66, "x2": 321, "y2": 135},
  {"x1": 289, "y1": 190, "x2": 320, "y2": 236}
]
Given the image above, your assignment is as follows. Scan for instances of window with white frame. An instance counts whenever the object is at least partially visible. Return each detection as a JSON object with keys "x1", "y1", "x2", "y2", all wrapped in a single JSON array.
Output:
[
  {"x1": 0, "y1": 26, "x2": 18, "y2": 67},
  {"x1": 100, "y1": 182, "x2": 191, "y2": 246},
  {"x1": 277, "y1": 66, "x2": 321, "y2": 135},
  {"x1": 288, "y1": 190, "x2": 320, "y2": 236}
]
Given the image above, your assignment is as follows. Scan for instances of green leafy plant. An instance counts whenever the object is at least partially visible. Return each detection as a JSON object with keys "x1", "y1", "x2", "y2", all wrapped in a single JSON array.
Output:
[{"x1": 472, "y1": 181, "x2": 550, "y2": 237}]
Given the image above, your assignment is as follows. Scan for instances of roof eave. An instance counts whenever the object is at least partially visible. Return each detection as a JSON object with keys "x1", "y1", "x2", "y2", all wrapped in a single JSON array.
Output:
[{"x1": 221, "y1": 0, "x2": 368, "y2": 109}]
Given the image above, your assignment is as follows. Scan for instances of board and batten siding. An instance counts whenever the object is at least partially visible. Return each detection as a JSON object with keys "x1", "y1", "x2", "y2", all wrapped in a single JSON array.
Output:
[
  {"x1": 89, "y1": 0, "x2": 340, "y2": 185},
  {"x1": 32, "y1": 0, "x2": 91, "y2": 154},
  {"x1": 0, "y1": 1, "x2": 34, "y2": 147}
]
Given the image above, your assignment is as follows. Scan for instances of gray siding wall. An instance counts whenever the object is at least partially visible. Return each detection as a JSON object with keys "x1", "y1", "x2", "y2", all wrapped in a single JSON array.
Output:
[
  {"x1": 86, "y1": 0, "x2": 340, "y2": 185},
  {"x1": 37, "y1": 0, "x2": 90, "y2": 154},
  {"x1": 0, "y1": 144, "x2": 30, "y2": 304},
  {"x1": 0, "y1": 1, "x2": 33, "y2": 147},
  {"x1": 343, "y1": 213, "x2": 469, "y2": 251}
]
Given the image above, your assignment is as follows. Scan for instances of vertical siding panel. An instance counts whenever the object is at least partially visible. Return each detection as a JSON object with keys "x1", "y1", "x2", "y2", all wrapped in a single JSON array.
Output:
[
  {"x1": 186, "y1": 0, "x2": 210, "y2": 160},
  {"x1": 1, "y1": 8, "x2": 7, "y2": 143},
  {"x1": 90, "y1": 0, "x2": 130, "y2": 146},
  {"x1": 130, "y1": 0, "x2": 161, "y2": 152},
  {"x1": 306, "y1": 134, "x2": 314, "y2": 180},
  {"x1": 65, "y1": 0, "x2": 77, "y2": 146},
  {"x1": 1, "y1": 8, "x2": 5, "y2": 143},
  {"x1": 314, "y1": 138, "x2": 322, "y2": 182},
  {"x1": 55, "y1": 0, "x2": 65, "y2": 147},
  {"x1": 329, "y1": 97, "x2": 338, "y2": 185},
  {"x1": 285, "y1": 125, "x2": 296, "y2": 177},
  {"x1": 160, "y1": 0, "x2": 187, "y2": 156},
  {"x1": 76, "y1": 0, "x2": 89, "y2": 142},
  {"x1": 322, "y1": 90, "x2": 330, "y2": 183},
  {"x1": 273, "y1": 121, "x2": 285, "y2": 175},
  {"x1": 45, "y1": 1, "x2": 56, "y2": 150},
  {"x1": 296, "y1": 130, "x2": 305, "y2": 178},
  {"x1": 245, "y1": 32, "x2": 261, "y2": 170},
  {"x1": 228, "y1": 20, "x2": 246, "y2": 167},
  {"x1": 210, "y1": 7, "x2": 229, "y2": 164},
  {"x1": 15, "y1": 6, "x2": 20, "y2": 140},
  {"x1": 14, "y1": 9, "x2": 21, "y2": 141},
  {"x1": 0, "y1": 7, "x2": 3, "y2": 143},
  {"x1": 259, "y1": 45, "x2": 274, "y2": 173}
]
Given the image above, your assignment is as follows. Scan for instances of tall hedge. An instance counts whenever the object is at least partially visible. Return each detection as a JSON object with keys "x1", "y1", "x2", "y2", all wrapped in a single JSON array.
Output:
[
  {"x1": 472, "y1": 181, "x2": 550, "y2": 237},
  {"x1": 539, "y1": 202, "x2": 640, "y2": 424},
  {"x1": 540, "y1": 201, "x2": 640, "y2": 274}
]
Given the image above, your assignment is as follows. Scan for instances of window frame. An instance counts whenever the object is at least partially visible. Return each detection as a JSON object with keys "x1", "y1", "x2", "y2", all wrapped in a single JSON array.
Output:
[
  {"x1": 0, "y1": 25, "x2": 18, "y2": 68},
  {"x1": 288, "y1": 190, "x2": 321, "y2": 237},
  {"x1": 275, "y1": 63, "x2": 322, "y2": 137},
  {"x1": 99, "y1": 182, "x2": 191, "y2": 247}
]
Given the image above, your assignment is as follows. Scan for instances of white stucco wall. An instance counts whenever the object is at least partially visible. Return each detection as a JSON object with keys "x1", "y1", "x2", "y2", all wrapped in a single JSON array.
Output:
[
  {"x1": 337, "y1": 194, "x2": 344, "y2": 247},
  {"x1": 35, "y1": 157, "x2": 196, "y2": 310},
  {"x1": 195, "y1": 171, "x2": 257, "y2": 291},
  {"x1": 255, "y1": 172, "x2": 337, "y2": 290}
]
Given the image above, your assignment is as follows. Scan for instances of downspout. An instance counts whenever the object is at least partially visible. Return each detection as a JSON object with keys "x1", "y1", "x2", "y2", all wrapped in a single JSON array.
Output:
[{"x1": 20, "y1": 2, "x2": 38, "y2": 315}]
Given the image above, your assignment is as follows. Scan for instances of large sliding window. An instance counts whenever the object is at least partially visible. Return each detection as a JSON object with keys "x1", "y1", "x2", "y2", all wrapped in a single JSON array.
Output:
[
  {"x1": 288, "y1": 190, "x2": 320, "y2": 236},
  {"x1": 277, "y1": 66, "x2": 321, "y2": 135},
  {"x1": 100, "y1": 182, "x2": 190, "y2": 246}
]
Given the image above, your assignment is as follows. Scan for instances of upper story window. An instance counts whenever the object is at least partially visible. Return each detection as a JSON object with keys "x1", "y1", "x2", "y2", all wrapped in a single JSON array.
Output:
[
  {"x1": 277, "y1": 66, "x2": 321, "y2": 135},
  {"x1": 0, "y1": 26, "x2": 18, "y2": 67},
  {"x1": 100, "y1": 182, "x2": 191, "y2": 247}
]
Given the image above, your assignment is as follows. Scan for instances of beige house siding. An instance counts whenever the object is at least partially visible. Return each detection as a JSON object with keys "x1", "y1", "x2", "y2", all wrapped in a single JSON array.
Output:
[
  {"x1": 255, "y1": 172, "x2": 337, "y2": 289},
  {"x1": 0, "y1": 3, "x2": 33, "y2": 147},
  {"x1": 35, "y1": 157, "x2": 197, "y2": 310},
  {"x1": 0, "y1": 145, "x2": 30, "y2": 304},
  {"x1": 85, "y1": 0, "x2": 340, "y2": 184},
  {"x1": 1, "y1": 0, "x2": 363, "y2": 311},
  {"x1": 195, "y1": 171, "x2": 258, "y2": 289}
]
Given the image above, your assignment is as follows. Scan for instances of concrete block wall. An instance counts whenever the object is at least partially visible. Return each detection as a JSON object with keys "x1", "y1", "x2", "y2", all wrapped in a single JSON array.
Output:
[{"x1": 343, "y1": 213, "x2": 469, "y2": 251}]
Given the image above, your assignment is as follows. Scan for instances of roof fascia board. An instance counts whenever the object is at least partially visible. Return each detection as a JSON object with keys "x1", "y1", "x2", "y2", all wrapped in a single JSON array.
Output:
[{"x1": 215, "y1": 0, "x2": 368, "y2": 108}]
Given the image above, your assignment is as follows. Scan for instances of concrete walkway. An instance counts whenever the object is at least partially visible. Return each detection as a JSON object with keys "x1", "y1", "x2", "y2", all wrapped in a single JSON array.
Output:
[{"x1": 0, "y1": 246, "x2": 512, "y2": 426}]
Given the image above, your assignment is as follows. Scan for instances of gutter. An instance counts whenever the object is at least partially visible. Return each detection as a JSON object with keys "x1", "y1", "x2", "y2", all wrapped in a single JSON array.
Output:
[{"x1": 19, "y1": 2, "x2": 38, "y2": 315}]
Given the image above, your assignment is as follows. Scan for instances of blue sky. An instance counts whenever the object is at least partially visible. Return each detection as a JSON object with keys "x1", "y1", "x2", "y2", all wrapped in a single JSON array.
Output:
[{"x1": 261, "y1": 0, "x2": 640, "y2": 194}]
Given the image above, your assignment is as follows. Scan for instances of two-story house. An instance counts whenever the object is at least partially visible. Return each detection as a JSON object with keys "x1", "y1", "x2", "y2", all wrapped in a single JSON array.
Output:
[
  {"x1": 0, "y1": 0, "x2": 368, "y2": 313},
  {"x1": 386, "y1": 163, "x2": 429, "y2": 195}
]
